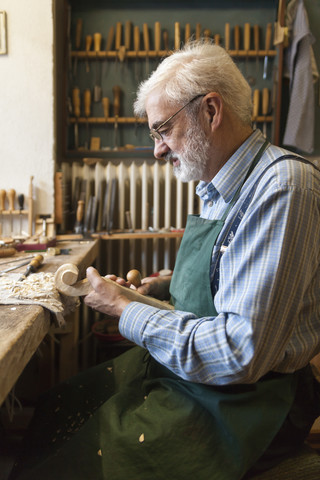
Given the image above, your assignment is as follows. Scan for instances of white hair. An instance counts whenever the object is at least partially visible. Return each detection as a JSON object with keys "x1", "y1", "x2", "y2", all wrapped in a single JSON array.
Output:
[{"x1": 134, "y1": 40, "x2": 253, "y2": 126}]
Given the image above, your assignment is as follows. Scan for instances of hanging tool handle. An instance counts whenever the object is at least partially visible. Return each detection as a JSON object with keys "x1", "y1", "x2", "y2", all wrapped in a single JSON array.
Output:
[
  {"x1": 85, "y1": 34, "x2": 92, "y2": 53},
  {"x1": 105, "y1": 26, "x2": 115, "y2": 52},
  {"x1": 224, "y1": 23, "x2": 230, "y2": 51},
  {"x1": 195, "y1": 23, "x2": 201, "y2": 40},
  {"x1": 174, "y1": 22, "x2": 180, "y2": 50},
  {"x1": 185, "y1": 23, "x2": 191, "y2": 44},
  {"x1": 0, "y1": 189, "x2": 6, "y2": 211},
  {"x1": 76, "y1": 200, "x2": 85, "y2": 223},
  {"x1": 254, "y1": 24, "x2": 260, "y2": 53},
  {"x1": 115, "y1": 22, "x2": 122, "y2": 50},
  {"x1": 113, "y1": 85, "x2": 121, "y2": 117},
  {"x1": 7, "y1": 189, "x2": 16, "y2": 212},
  {"x1": 244, "y1": 23, "x2": 250, "y2": 52},
  {"x1": 93, "y1": 32, "x2": 102, "y2": 53},
  {"x1": 134, "y1": 25, "x2": 140, "y2": 53},
  {"x1": 154, "y1": 22, "x2": 161, "y2": 53},
  {"x1": 163, "y1": 30, "x2": 169, "y2": 52},
  {"x1": 124, "y1": 21, "x2": 131, "y2": 50},
  {"x1": 75, "y1": 18, "x2": 83, "y2": 50},
  {"x1": 265, "y1": 23, "x2": 272, "y2": 53},
  {"x1": 143, "y1": 23, "x2": 150, "y2": 52},
  {"x1": 253, "y1": 89, "x2": 260, "y2": 120},
  {"x1": 18, "y1": 194, "x2": 24, "y2": 211},
  {"x1": 234, "y1": 25, "x2": 240, "y2": 52},
  {"x1": 203, "y1": 28, "x2": 211, "y2": 43},
  {"x1": 72, "y1": 87, "x2": 81, "y2": 117},
  {"x1": 214, "y1": 34, "x2": 221, "y2": 46},
  {"x1": 102, "y1": 97, "x2": 110, "y2": 118},
  {"x1": 84, "y1": 89, "x2": 91, "y2": 117},
  {"x1": 262, "y1": 88, "x2": 269, "y2": 116}
]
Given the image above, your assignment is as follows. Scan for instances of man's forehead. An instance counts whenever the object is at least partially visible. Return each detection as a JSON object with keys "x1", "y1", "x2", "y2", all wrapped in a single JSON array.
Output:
[{"x1": 145, "y1": 93, "x2": 176, "y2": 127}]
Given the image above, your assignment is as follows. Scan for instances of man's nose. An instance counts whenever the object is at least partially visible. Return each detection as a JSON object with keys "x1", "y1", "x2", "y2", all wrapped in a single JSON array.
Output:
[{"x1": 153, "y1": 138, "x2": 169, "y2": 159}]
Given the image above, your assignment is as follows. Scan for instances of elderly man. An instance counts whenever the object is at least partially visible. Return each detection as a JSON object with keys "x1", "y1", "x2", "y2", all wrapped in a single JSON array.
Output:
[{"x1": 10, "y1": 41, "x2": 320, "y2": 480}]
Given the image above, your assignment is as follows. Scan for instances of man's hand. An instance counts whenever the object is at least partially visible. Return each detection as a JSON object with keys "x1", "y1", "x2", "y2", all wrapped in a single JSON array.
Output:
[
  {"x1": 84, "y1": 267, "x2": 132, "y2": 318},
  {"x1": 137, "y1": 275, "x2": 171, "y2": 300}
]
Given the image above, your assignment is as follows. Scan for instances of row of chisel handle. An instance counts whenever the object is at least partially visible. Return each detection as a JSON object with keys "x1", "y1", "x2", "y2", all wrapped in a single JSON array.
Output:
[
  {"x1": 70, "y1": 87, "x2": 272, "y2": 120},
  {"x1": 0, "y1": 189, "x2": 25, "y2": 213},
  {"x1": 71, "y1": 21, "x2": 274, "y2": 56}
]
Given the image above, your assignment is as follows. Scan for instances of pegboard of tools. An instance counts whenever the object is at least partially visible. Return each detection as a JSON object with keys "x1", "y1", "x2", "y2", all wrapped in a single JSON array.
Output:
[
  {"x1": 0, "y1": 176, "x2": 34, "y2": 239},
  {"x1": 62, "y1": 1, "x2": 285, "y2": 157}
]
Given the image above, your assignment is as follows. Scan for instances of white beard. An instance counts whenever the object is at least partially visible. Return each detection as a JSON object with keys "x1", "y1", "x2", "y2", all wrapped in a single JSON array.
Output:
[{"x1": 165, "y1": 124, "x2": 211, "y2": 182}]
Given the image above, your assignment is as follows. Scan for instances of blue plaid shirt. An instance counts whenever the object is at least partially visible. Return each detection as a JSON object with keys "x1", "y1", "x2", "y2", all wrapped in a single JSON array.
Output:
[{"x1": 119, "y1": 130, "x2": 320, "y2": 385}]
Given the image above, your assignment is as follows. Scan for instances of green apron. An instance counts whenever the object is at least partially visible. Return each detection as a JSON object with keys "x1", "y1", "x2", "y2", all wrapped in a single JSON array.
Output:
[{"x1": 11, "y1": 143, "x2": 302, "y2": 480}]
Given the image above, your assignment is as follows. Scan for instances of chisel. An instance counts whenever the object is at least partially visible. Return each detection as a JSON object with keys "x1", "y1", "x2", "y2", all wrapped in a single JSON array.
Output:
[
  {"x1": 102, "y1": 96, "x2": 110, "y2": 144},
  {"x1": 174, "y1": 22, "x2": 181, "y2": 50},
  {"x1": 84, "y1": 88, "x2": 91, "y2": 150},
  {"x1": 93, "y1": 32, "x2": 102, "y2": 102},
  {"x1": 203, "y1": 29, "x2": 211, "y2": 43},
  {"x1": 115, "y1": 22, "x2": 122, "y2": 71},
  {"x1": 72, "y1": 87, "x2": 81, "y2": 149},
  {"x1": 263, "y1": 23, "x2": 272, "y2": 80},
  {"x1": 254, "y1": 24, "x2": 260, "y2": 76},
  {"x1": 7, "y1": 189, "x2": 15, "y2": 236},
  {"x1": 252, "y1": 88, "x2": 260, "y2": 129},
  {"x1": 214, "y1": 34, "x2": 221, "y2": 46},
  {"x1": 134, "y1": 25, "x2": 140, "y2": 82},
  {"x1": 18, "y1": 194, "x2": 24, "y2": 236},
  {"x1": 0, "y1": 258, "x2": 35, "y2": 275},
  {"x1": 73, "y1": 18, "x2": 83, "y2": 77},
  {"x1": 195, "y1": 23, "x2": 201, "y2": 41},
  {"x1": 0, "y1": 189, "x2": 6, "y2": 236},
  {"x1": 244, "y1": 23, "x2": 250, "y2": 77},
  {"x1": 74, "y1": 199, "x2": 85, "y2": 234},
  {"x1": 262, "y1": 87, "x2": 269, "y2": 137},
  {"x1": 18, "y1": 254, "x2": 44, "y2": 281},
  {"x1": 113, "y1": 85, "x2": 121, "y2": 150},
  {"x1": 124, "y1": 20, "x2": 131, "y2": 65},
  {"x1": 224, "y1": 23, "x2": 230, "y2": 51},
  {"x1": 143, "y1": 23, "x2": 150, "y2": 75},
  {"x1": 234, "y1": 25, "x2": 240, "y2": 54},
  {"x1": 85, "y1": 34, "x2": 92, "y2": 73},
  {"x1": 185, "y1": 23, "x2": 191, "y2": 44},
  {"x1": 154, "y1": 21, "x2": 161, "y2": 55}
]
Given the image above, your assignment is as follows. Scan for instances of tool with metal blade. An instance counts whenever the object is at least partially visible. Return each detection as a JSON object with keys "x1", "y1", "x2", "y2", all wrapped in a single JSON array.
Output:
[
  {"x1": 85, "y1": 34, "x2": 92, "y2": 73},
  {"x1": 72, "y1": 87, "x2": 81, "y2": 149},
  {"x1": 18, "y1": 254, "x2": 44, "y2": 281},
  {"x1": 143, "y1": 23, "x2": 150, "y2": 76},
  {"x1": 263, "y1": 23, "x2": 272, "y2": 80},
  {"x1": 93, "y1": 32, "x2": 102, "y2": 102},
  {"x1": 0, "y1": 258, "x2": 36, "y2": 275},
  {"x1": 113, "y1": 85, "x2": 121, "y2": 150},
  {"x1": 73, "y1": 18, "x2": 83, "y2": 77},
  {"x1": 18, "y1": 193, "x2": 24, "y2": 236},
  {"x1": 84, "y1": 88, "x2": 91, "y2": 149}
]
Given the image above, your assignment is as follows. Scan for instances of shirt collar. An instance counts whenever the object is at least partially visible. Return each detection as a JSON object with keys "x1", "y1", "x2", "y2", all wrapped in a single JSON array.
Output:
[{"x1": 196, "y1": 129, "x2": 267, "y2": 203}]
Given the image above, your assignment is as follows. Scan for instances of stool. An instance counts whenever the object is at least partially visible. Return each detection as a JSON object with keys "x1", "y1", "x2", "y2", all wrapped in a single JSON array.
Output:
[{"x1": 247, "y1": 444, "x2": 320, "y2": 479}]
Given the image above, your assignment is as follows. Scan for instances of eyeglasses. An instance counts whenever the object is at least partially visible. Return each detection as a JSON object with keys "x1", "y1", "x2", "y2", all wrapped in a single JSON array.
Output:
[{"x1": 149, "y1": 94, "x2": 205, "y2": 142}]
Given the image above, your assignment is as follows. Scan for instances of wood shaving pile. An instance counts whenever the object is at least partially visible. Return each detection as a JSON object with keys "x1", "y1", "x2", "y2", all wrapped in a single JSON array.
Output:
[{"x1": 0, "y1": 272, "x2": 79, "y2": 326}]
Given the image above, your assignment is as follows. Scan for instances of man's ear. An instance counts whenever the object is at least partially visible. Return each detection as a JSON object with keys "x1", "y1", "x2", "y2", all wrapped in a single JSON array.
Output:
[{"x1": 203, "y1": 93, "x2": 223, "y2": 131}]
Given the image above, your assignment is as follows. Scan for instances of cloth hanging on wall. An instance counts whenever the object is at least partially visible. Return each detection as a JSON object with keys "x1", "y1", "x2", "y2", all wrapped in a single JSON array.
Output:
[{"x1": 282, "y1": 0, "x2": 318, "y2": 154}]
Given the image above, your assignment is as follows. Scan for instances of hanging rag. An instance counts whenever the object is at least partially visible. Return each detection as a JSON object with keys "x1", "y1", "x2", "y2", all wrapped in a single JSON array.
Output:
[{"x1": 283, "y1": 0, "x2": 318, "y2": 154}]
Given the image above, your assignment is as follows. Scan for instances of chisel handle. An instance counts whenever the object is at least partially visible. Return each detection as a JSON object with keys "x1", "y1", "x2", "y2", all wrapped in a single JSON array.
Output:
[
  {"x1": 262, "y1": 88, "x2": 269, "y2": 116},
  {"x1": 75, "y1": 18, "x2": 83, "y2": 50},
  {"x1": 225, "y1": 23, "x2": 230, "y2": 51},
  {"x1": 174, "y1": 22, "x2": 180, "y2": 50},
  {"x1": 254, "y1": 24, "x2": 260, "y2": 53},
  {"x1": 85, "y1": 34, "x2": 92, "y2": 53},
  {"x1": 7, "y1": 189, "x2": 15, "y2": 212},
  {"x1": 115, "y1": 22, "x2": 122, "y2": 50},
  {"x1": 134, "y1": 25, "x2": 140, "y2": 53},
  {"x1": 113, "y1": 85, "x2": 121, "y2": 117},
  {"x1": 106, "y1": 26, "x2": 114, "y2": 52},
  {"x1": 72, "y1": 87, "x2": 81, "y2": 117},
  {"x1": 102, "y1": 97, "x2": 110, "y2": 118},
  {"x1": 203, "y1": 29, "x2": 211, "y2": 43},
  {"x1": 93, "y1": 32, "x2": 102, "y2": 53},
  {"x1": 18, "y1": 193, "x2": 24, "y2": 211},
  {"x1": 234, "y1": 25, "x2": 240, "y2": 52},
  {"x1": 185, "y1": 23, "x2": 191, "y2": 44},
  {"x1": 143, "y1": 23, "x2": 149, "y2": 52},
  {"x1": 0, "y1": 189, "x2": 6, "y2": 211},
  {"x1": 163, "y1": 30, "x2": 169, "y2": 51},
  {"x1": 214, "y1": 34, "x2": 220, "y2": 46},
  {"x1": 195, "y1": 23, "x2": 201, "y2": 41},
  {"x1": 244, "y1": 23, "x2": 250, "y2": 52},
  {"x1": 265, "y1": 23, "x2": 272, "y2": 53},
  {"x1": 76, "y1": 200, "x2": 85, "y2": 223},
  {"x1": 253, "y1": 89, "x2": 260, "y2": 119},
  {"x1": 154, "y1": 21, "x2": 161, "y2": 53},
  {"x1": 124, "y1": 21, "x2": 131, "y2": 50},
  {"x1": 84, "y1": 89, "x2": 91, "y2": 117}
]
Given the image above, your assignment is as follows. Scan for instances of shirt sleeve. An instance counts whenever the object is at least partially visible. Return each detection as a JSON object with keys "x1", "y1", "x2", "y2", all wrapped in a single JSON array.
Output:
[{"x1": 119, "y1": 173, "x2": 320, "y2": 386}]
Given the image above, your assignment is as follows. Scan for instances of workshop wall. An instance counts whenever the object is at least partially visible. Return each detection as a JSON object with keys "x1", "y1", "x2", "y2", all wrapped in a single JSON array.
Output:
[{"x1": 0, "y1": 0, "x2": 54, "y2": 234}]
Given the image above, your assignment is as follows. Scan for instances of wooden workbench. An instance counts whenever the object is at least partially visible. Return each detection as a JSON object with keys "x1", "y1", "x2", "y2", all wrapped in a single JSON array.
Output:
[{"x1": 0, "y1": 239, "x2": 99, "y2": 407}]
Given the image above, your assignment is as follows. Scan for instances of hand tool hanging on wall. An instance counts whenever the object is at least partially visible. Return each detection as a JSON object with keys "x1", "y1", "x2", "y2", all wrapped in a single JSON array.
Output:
[
  {"x1": 263, "y1": 23, "x2": 272, "y2": 80},
  {"x1": 244, "y1": 23, "x2": 250, "y2": 76},
  {"x1": 214, "y1": 33, "x2": 221, "y2": 46},
  {"x1": 84, "y1": 88, "x2": 91, "y2": 150},
  {"x1": 234, "y1": 24, "x2": 240, "y2": 54},
  {"x1": 102, "y1": 96, "x2": 110, "y2": 143},
  {"x1": 7, "y1": 189, "x2": 15, "y2": 236},
  {"x1": 0, "y1": 189, "x2": 6, "y2": 236},
  {"x1": 143, "y1": 23, "x2": 150, "y2": 76},
  {"x1": 134, "y1": 25, "x2": 140, "y2": 82},
  {"x1": 108, "y1": 178, "x2": 117, "y2": 232},
  {"x1": 262, "y1": 87, "x2": 269, "y2": 136},
  {"x1": 73, "y1": 18, "x2": 83, "y2": 77},
  {"x1": 18, "y1": 194, "x2": 24, "y2": 236},
  {"x1": 18, "y1": 254, "x2": 43, "y2": 281},
  {"x1": 113, "y1": 85, "x2": 121, "y2": 150},
  {"x1": 254, "y1": 24, "x2": 260, "y2": 77},
  {"x1": 93, "y1": 32, "x2": 102, "y2": 102},
  {"x1": 154, "y1": 21, "x2": 161, "y2": 56},
  {"x1": 224, "y1": 23, "x2": 230, "y2": 51},
  {"x1": 195, "y1": 23, "x2": 201, "y2": 41},
  {"x1": 163, "y1": 30, "x2": 169, "y2": 53},
  {"x1": 174, "y1": 22, "x2": 181, "y2": 50},
  {"x1": 74, "y1": 199, "x2": 85, "y2": 234},
  {"x1": 124, "y1": 20, "x2": 131, "y2": 70},
  {"x1": 185, "y1": 23, "x2": 191, "y2": 44},
  {"x1": 85, "y1": 34, "x2": 92, "y2": 73},
  {"x1": 72, "y1": 87, "x2": 81, "y2": 149},
  {"x1": 252, "y1": 89, "x2": 260, "y2": 129},
  {"x1": 203, "y1": 29, "x2": 211, "y2": 43},
  {"x1": 115, "y1": 22, "x2": 122, "y2": 72},
  {"x1": 102, "y1": 25, "x2": 115, "y2": 80}
]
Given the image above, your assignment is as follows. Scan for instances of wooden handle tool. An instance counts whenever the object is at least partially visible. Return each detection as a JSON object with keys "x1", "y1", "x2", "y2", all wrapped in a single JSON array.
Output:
[
  {"x1": 85, "y1": 34, "x2": 92, "y2": 72},
  {"x1": 134, "y1": 25, "x2": 140, "y2": 81},
  {"x1": 252, "y1": 88, "x2": 260, "y2": 128},
  {"x1": 234, "y1": 25, "x2": 240, "y2": 53},
  {"x1": 203, "y1": 28, "x2": 211, "y2": 43},
  {"x1": 0, "y1": 189, "x2": 6, "y2": 211},
  {"x1": 124, "y1": 21, "x2": 131, "y2": 50},
  {"x1": 143, "y1": 23, "x2": 150, "y2": 74},
  {"x1": 115, "y1": 22, "x2": 122, "y2": 51},
  {"x1": 84, "y1": 89, "x2": 91, "y2": 149},
  {"x1": 195, "y1": 23, "x2": 201, "y2": 41},
  {"x1": 126, "y1": 269, "x2": 141, "y2": 288},
  {"x1": 163, "y1": 30, "x2": 169, "y2": 52},
  {"x1": 154, "y1": 21, "x2": 161, "y2": 54},
  {"x1": 263, "y1": 23, "x2": 272, "y2": 79},
  {"x1": 72, "y1": 87, "x2": 80, "y2": 149},
  {"x1": 19, "y1": 254, "x2": 44, "y2": 280},
  {"x1": 105, "y1": 25, "x2": 115, "y2": 52},
  {"x1": 54, "y1": 263, "x2": 174, "y2": 311},
  {"x1": 254, "y1": 24, "x2": 260, "y2": 75},
  {"x1": 174, "y1": 22, "x2": 181, "y2": 50},
  {"x1": 185, "y1": 23, "x2": 191, "y2": 44},
  {"x1": 73, "y1": 18, "x2": 83, "y2": 76},
  {"x1": 262, "y1": 87, "x2": 269, "y2": 136},
  {"x1": 102, "y1": 97, "x2": 110, "y2": 118},
  {"x1": 224, "y1": 23, "x2": 230, "y2": 51},
  {"x1": 7, "y1": 189, "x2": 15, "y2": 212},
  {"x1": 214, "y1": 34, "x2": 221, "y2": 46}
]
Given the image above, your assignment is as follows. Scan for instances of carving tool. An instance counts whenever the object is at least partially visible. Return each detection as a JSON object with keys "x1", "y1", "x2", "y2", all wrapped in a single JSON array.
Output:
[
  {"x1": 134, "y1": 25, "x2": 140, "y2": 82},
  {"x1": 0, "y1": 258, "x2": 35, "y2": 275},
  {"x1": 262, "y1": 87, "x2": 269, "y2": 137},
  {"x1": 18, "y1": 194, "x2": 24, "y2": 236},
  {"x1": 163, "y1": 30, "x2": 169, "y2": 53},
  {"x1": 102, "y1": 96, "x2": 110, "y2": 143},
  {"x1": 185, "y1": 23, "x2": 191, "y2": 44},
  {"x1": 113, "y1": 85, "x2": 121, "y2": 150},
  {"x1": 214, "y1": 34, "x2": 221, "y2": 46},
  {"x1": 73, "y1": 18, "x2": 83, "y2": 77},
  {"x1": 7, "y1": 189, "x2": 15, "y2": 236},
  {"x1": 252, "y1": 89, "x2": 260, "y2": 129},
  {"x1": 18, "y1": 254, "x2": 43, "y2": 281},
  {"x1": 0, "y1": 189, "x2": 6, "y2": 236},
  {"x1": 85, "y1": 34, "x2": 92, "y2": 73},
  {"x1": 84, "y1": 88, "x2": 91, "y2": 150},
  {"x1": 102, "y1": 25, "x2": 114, "y2": 80},
  {"x1": 124, "y1": 20, "x2": 131, "y2": 70},
  {"x1": 254, "y1": 24, "x2": 260, "y2": 77},
  {"x1": 195, "y1": 23, "x2": 201, "y2": 41},
  {"x1": 115, "y1": 22, "x2": 122, "y2": 72},
  {"x1": 224, "y1": 23, "x2": 230, "y2": 51},
  {"x1": 0, "y1": 254, "x2": 35, "y2": 267},
  {"x1": 154, "y1": 21, "x2": 161, "y2": 56},
  {"x1": 93, "y1": 32, "x2": 102, "y2": 102},
  {"x1": 143, "y1": 23, "x2": 150, "y2": 75},
  {"x1": 234, "y1": 25, "x2": 240, "y2": 54},
  {"x1": 72, "y1": 87, "x2": 81, "y2": 149},
  {"x1": 174, "y1": 22, "x2": 181, "y2": 50},
  {"x1": 263, "y1": 23, "x2": 272, "y2": 80},
  {"x1": 244, "y1": 23, "x2": 250, "y2": 77},
  {"x1": 203, "y1": 29, "x2": 211, "y2": 43},
  {"x1": 74, "y1": 199, "x2": 85, "y2": 234}
]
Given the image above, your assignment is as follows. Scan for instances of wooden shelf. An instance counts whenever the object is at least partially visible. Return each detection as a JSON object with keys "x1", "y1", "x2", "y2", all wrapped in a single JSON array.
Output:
[
  {"x1": 71, "y1": 49, "x2": 277, "y2": 59},
  {"x1": 92, "y1": 230, "x2": 184, "y2": 240}
]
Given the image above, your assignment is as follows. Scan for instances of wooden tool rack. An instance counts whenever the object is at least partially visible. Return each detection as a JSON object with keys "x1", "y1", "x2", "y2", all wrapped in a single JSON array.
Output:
[{"x1": 0, "y1": 176, "x2": 34, "y2": 237}]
